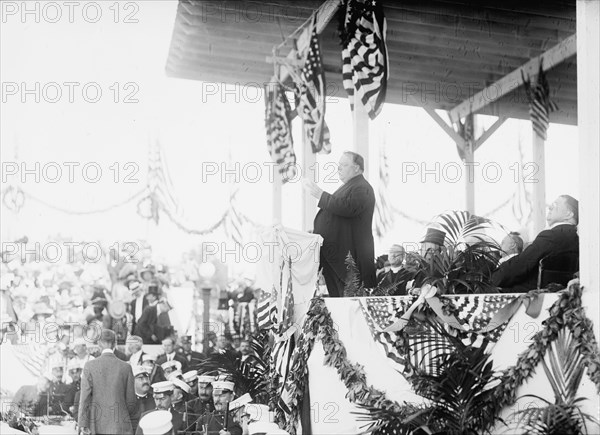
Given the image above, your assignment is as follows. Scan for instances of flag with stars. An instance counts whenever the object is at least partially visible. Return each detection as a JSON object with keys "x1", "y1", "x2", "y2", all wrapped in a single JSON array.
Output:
[
  {"x1": 278, "y1": 257, "x2": 295, "y2": 333},
  {"x1": 522, "y1": 62, "x2": 559, "y2": 140},
  {"x1": 360, "y1": 294, "x2": 520, "y2": 374},
  {"x1": 257, "y1": 287, "x2": 278, "y2": 330},
  {"x1": 296, "y1": 16, "x2": 331, "y2": 154},
  {"x1": 341, "y1": 0, "x2": 388, "y2": 119},
  {"x1": 265, "y1": 83, "x2": 297, "y2": 182}
]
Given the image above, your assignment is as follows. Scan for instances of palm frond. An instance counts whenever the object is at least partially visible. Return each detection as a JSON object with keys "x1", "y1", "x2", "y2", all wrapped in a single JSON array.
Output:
[
  {"x1": 344, "y1": 252, "x2": 363, "y2": 297},
  {"x1": 512, "y1": 329, "x2": 599, "y2": 434}
]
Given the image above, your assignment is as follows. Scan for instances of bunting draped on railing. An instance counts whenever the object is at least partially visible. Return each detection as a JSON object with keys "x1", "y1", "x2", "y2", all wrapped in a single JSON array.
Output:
[
  {"x1": 340, "y1": 0, "x2": 388, "y2": 119},
  {"x1": 265, "y1": 83, "x2": 297, "y2": 183},
  {"x1": 522, "y1": 62, "x2": 559, "y2": 141},
  {"x1": 295, "y1": 16, "x2": 332, "y2": 154}
]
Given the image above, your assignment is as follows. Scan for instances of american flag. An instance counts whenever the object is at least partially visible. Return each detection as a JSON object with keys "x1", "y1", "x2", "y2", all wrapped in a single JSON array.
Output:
[
  {"x1": 522, "y1": 62, "x2": 558, "y2": 140},
  {"x1": 278, "y1": 258, "x2": 295, "y2": 333},
  {"x1": 10, "y1": 343, "x2": 47, "y2": 378},
  {"x1": 148, "y1": 138, "x2": 182, "y2": 221},
  {"x1": 274, "y1": 334, "x2": 295, "y2": 414},
  {"x1": 256, "y1": 287, "x2": 278, "y2": 330},
  {"x1": 341, "y1": 0, "x2": 388, "y2": 120},
  {"x1": 265, "y1": 84, "x2": 297, "y2": 182},
  {"x1": 360, "y1": 294, "x2": 519, "y2": 374},
  {"x1": 373, "y1": 144, "x2": 394, "y2": 238},
  {"x1": 225, "y1": 201, "x2": 246, "y2": 248},
  {"x1": 296, "y1": 16, "x2": 331, "y2": 154}
]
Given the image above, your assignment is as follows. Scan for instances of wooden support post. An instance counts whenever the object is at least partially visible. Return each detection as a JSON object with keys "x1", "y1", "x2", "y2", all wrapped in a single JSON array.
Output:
[
  {"x1": 202, "y1": 286, "x2": 212, "y2": 355},
  {"x1": 531, "y1": 132, "x2": 546, "y2": 237},
  {"x1": 272, "y1": 172, "x2": 282, "y2": 224},
  {"x1": 464, "y1": 140, "x2": 475, "y2": 214},
  {"x1": 353, "y1": 96, "x2": 370, "y2": 178},
  {"x1": 577, "y1": 0, "x2": 600, "y2": 340}
]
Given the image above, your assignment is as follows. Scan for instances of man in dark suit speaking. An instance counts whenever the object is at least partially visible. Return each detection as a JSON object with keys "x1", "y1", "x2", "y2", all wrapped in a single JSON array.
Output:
[
  {"x1": 78, "y1": 329, "x2": 137, "y2": 434},
  {"x1": 492, "y1": 195, "x2": 579, "y2": 292},
  {"x1": 303, "y1": 151, "x2": 376, "y2": 297}
]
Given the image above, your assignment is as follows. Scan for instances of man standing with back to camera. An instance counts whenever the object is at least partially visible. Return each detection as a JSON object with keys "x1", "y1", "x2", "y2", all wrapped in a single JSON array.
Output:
[
  {"x1": 78, "y1": 329, "x2": 137, "y2": 435},
  {"x1": 303, "y1": 151, "x2": 376, "y2": 297}
]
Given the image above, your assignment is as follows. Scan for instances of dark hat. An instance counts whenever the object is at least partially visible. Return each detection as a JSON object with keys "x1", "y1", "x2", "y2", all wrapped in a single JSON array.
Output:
[{"x1": 421, "y1": 228, "x2": 446, "y2": 246}]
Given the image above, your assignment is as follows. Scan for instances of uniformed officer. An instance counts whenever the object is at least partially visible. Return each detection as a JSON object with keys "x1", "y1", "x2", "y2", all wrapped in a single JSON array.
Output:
[
  {"x1": 137, "y1": 409, "x2": 174, "y2": 435},
  {"x1": 136, "y1": 381, "x2": 183, "y2": 435},
  {"x1": 196, "y1": 380, "x2": 243, "y2": 435}
]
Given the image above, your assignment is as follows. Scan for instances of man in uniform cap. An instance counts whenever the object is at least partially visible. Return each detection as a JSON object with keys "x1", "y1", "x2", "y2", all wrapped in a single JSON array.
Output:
[
  {"x1": 177, "y1": 335, "x2": 205, "y2": 370},
  {"x1": 185, "y1": 374, "x2": 215, "y2": 431},
  {"x1": 196, "y1": 380, "x2": 242, "y2": 435},
  {"x1": 135, "y1": 381, "x2": 182, "y2": 435},
  {"x1": 64, "y1": 359, "x2": 82, "y2": 420},
  {"x1": 160, "y1": 360, "x2": 182, "y2": 378},
  {"x1": 137, "y1": 410, "x2": 174, "y2": 435},
  {"x1": 142, "y1": 353, "x2": 166, "y2": 384},
  {"x1": 131, "y1": 366, "x2": 155, "y2": 433},
  {"x1": 47, "y1": 360, "x2": 68, "y2": 415}
]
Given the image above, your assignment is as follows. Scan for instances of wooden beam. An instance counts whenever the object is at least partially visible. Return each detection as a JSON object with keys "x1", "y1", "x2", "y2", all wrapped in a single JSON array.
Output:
[
  {"x1": 474, "y1": 117, "x2": 507, "y2": 151},
  {"x1": 422, "y1": 106, "x2": 466, "y2": 150},
  {"x1": 448, "y1": 34, "x2": 576, "y2": 123},
  {"x1": 531, "y1": 131, "x2": 546, "y2": 238},
  {"x1": 269, "y1": 0, "x2": 341, "y2": 85}
]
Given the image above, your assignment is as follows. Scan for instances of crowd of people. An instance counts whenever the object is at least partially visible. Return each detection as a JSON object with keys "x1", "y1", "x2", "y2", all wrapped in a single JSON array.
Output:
[{"x1": 0, "y1": 151, "x2": 581, "y2": 434}]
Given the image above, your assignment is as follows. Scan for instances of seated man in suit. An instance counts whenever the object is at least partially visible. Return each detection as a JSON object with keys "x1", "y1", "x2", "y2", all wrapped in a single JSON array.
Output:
[
  {"x1": 156, "y1": 336, "x2": 188, "y2": 372},
  {"x1": 498, "y1": 231, "x2": 524, "y2": 265},
  {"x1": 377, "y1": 244, "x2": 413, "y2": 296},
  {"x1": 492, "y1": 195, "x2": 579, "y2": 293}
]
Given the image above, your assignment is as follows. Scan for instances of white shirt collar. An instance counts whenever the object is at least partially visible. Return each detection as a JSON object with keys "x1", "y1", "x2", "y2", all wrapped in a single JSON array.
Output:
[
  {"x1": 549, "y1": 222, "x2": 575, "y2": 229},
  {"x1": 390, "y1": 266, "x2": 403, "y2": 273},
  {"x1": 101, "y1": 348, "x2": 114, "y2": 354}
]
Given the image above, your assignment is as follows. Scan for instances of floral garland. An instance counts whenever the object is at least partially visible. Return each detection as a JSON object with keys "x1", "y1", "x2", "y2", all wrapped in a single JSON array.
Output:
[
  {"x1": 281, "y1": 282, "x2": 600, "y2": 433},
  {"x1": 491, "y1": 282, "x2": 600, "y2": 411}
]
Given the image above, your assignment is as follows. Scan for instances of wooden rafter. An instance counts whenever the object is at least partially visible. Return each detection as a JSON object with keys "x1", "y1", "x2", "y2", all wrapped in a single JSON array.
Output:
[
  {"x1": 474, "y1": 117, "x2": 507, "y2": 151},
  {"x1": 448, "y1": 34, "x2": 576, "y2": 123}
]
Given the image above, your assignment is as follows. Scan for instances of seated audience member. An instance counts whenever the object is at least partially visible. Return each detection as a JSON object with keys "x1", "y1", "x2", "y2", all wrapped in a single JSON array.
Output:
[
  {"x1": 142, "y1": 353, "x2": 166, "y2": 384},
  {"x1": 420, "y1": 228, "x2": 446, "y2": 259},
  {"x1": 157, "y1": 336, "x2": 188, "y2": 372},
  {"x1": 377, "y1": 245, "x2": 412, "y2": 295},
  {"x1": 492, "y1": 195, "x2": 579, "y2": 292},
  {"x1": 498, "y1": 232, "x2": 524, "y2": 265}
]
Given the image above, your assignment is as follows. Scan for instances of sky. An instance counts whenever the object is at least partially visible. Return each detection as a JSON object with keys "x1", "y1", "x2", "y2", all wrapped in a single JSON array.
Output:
[{"x1": 0, "y1": 1, "x2": 579, "y2": 274}]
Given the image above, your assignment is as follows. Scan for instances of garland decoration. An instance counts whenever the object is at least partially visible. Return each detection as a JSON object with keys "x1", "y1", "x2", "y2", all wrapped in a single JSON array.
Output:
[{"x1": 282, "y1": 281, "x2": 600, "y2": 434}]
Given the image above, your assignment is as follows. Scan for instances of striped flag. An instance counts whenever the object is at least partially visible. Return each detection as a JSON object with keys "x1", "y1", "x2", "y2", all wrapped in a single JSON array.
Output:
[
  {"x1": 341, "y1": 0, "x2": 388, "y2": 120},
  {"x1": 522, "y1": 62, "x2": 558, "y2": 140},
  {"x1": 278, "y1": 258, "x2": 295, "y2": 333},
  {"x1": 225, "y1": 202, "x2": 246, "y2": 248},
  {"x1": 296, "y1": 16, "x2": 331, "y2": 154},
  {"x1": 265, "y1": 84, "x2": 297, "y2": 182},
  {"x1": 11, "y1": 343, "x2": 46, "y2": 378},
  {"x1": 256, "y1": 287, "x2": 277, "y2": 330},
  {"x1": 373, "y1": 144, "x2": 394, "y2": 238}
]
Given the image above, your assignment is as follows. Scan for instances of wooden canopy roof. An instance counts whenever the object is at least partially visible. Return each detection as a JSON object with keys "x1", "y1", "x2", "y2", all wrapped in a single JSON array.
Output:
[{"x1": 166, "y1": 0, "x2": 577, "y2": 125}]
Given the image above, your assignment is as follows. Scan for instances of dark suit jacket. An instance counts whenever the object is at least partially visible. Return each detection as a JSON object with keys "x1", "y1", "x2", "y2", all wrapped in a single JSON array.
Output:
[
  {"x1": 78, "y1": 351, "x2": 137, "y2": 434},
  {"x1": 135, "y1": 306, "x2": 174, "y2": 345},
  {"x1": 156, "y1": 353, "x2": 188, "y2": 372},
  {"x1": 314, "y1": 174, "x2": 376, "y2": 287},
  {"x1": 131, "y1": 296, "x2": 149, "y2": 333},
  {"x1": 492, "y1": 224, "x2": 579, "y2": 292}
]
